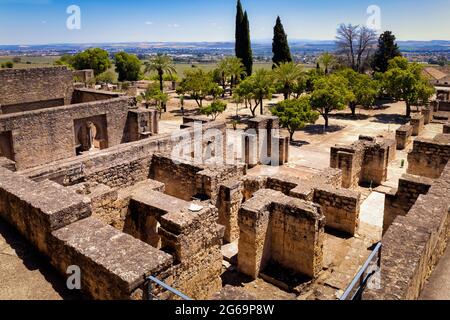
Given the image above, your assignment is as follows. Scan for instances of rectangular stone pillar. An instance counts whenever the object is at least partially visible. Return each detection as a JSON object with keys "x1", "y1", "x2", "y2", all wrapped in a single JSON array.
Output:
[
  {"x1": 410, "y1": 114, "x2": 425, "y2": 136},
  {"x1": 396, "y1": 125, "x2": 413, "y2": 150}
]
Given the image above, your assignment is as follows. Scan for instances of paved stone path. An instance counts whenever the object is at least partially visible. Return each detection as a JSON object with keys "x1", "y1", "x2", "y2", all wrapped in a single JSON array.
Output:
[{"x1": 0, "y1": 219, "x2": 81, "y2": 300}]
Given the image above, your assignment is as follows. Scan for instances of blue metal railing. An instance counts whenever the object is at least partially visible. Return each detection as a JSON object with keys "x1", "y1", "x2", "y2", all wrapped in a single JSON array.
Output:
[
  {"x1": 144, "y1": 276, "x2": 193, "y2": 300},
  {"x1": 340, "y1": 242, "x2": 382, "y2": 301}
]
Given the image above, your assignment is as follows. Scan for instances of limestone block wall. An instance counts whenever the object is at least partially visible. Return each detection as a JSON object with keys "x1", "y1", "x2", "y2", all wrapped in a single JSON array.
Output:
[
  {"x1": 158, "y1": 204, "x2": 224, "y2": 299},
  {"x1": 0, "y1": 96, "x2": 133, "y2": 170},
  {"x1": 0, "y1": 167, "x2": 174, "y2": 300},
  {"x1": 331, "y1": 137, "x2": 395, "y2": 188},
  {"x1": 238, "y1": 189, "x2": 325, "y2": 279},
  {"x1": 396, "y1": 125, "x2": 413, "y2": 150},
  {"x1": 71, "y1": 88, "x2": 124, "y2": 103},
  {"x1": 410, "y1": 114, "x2": 425, "y2": 136},
  {"x1": 0, "y1": 67, "x2": 73, "y2": 111},
  {"x1": 313, "y1": 186, "x2": 361, "y2": 236},
  {"x1": 444, "y1": 123, "x2": 450, "y2": 134},
  {"x1": 217, "y1": 180, "x2": 244, "y2": 243},
  {"x1": 383, "y1": 174, "x2": 434, "y2": 234},
  {"x1": 365, "y1": 162, "x2": 450, "y2": 300},
  {"x1": 407, "y1": 135, "x2": 450, "y2": 179}
]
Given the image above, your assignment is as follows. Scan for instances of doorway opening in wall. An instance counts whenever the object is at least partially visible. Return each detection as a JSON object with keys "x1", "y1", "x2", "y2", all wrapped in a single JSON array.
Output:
[
  {"x1": 74, "y1": 115, "x2": 108, "y2": 156},
  {"x1": 0, "y1": 131, "x2": 14, "y2": 161}
]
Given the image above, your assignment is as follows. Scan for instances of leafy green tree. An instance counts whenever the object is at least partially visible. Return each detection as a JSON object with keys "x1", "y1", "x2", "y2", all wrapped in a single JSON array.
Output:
[
  {"x1": 273, "y1": 62, "x2": 304, "y2": 99},
  {"x1": 272, "y1": 16, "x2": 292, "y2": 68},
  {"x1": 310, "y1": 74, "x2": 354, "y2": 128},
  {"x1": 339, "y1": 68, "x2": 379, "y2": 116},
  {"x1": 141, "y1": 84, "x2": 169, "y2": 118},
  {"x1": 236, "y1": 1, "x2": 253, "y2": 77},
  {"x1": 271, "y1": 97, "x2": 319, "y2": 140},
  {"x1": 71, "y1": 48, "x2": 112, "y2": 75},
  {"x1": 372, "y1": 31, "x2": 402, "y2": 73},
  {"x1": 317, "y1": 52, "x2": 336, "y2": 75},
  {"x1": 236, "y1": 69, "x2": 274, "y2": 116},
  {"x1": 114, "y1": 52, "x2": 141, "y2": 82},
  {"x1": 144, "y1": 54, "x2": 176, "y2": 92},
  {"x1": 177, "y1": 68, "x2": 223, "y2": 108},
  {"x1": 215, "y1": 56, "x2": 246, "y2": 96},
  {"x1": 201, "y1": 100, "x2": 227, "y2": 120},
  {"x1": 95, "y1": 70, "x2": 116, "y2": 84},
  {"x1": 54, "y1": 54, "x2": 75, "y2": 68},
  {"x1": 1, "y1": 61, "x2": 13, "y2": 69},
  {"x1": 383, "y1": 57, "x2": 435, "y2": 117}
]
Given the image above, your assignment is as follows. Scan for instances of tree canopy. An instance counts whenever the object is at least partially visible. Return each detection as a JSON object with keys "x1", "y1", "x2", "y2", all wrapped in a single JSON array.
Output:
[
  {"x1": 235, "y1": 1, "x2": 253, "y2": 76},
  {"x1": 71, "y1": 48, "x2": 112, "y2": 76},
  {"x1": 114, "y1": 52, "x2": 141, "y2": 82},
  {"x1": 177, "y1": 68, "x2": 223, "y2": 108},
  {"x1": 272, "y1": 16, "x2": 292, "y2": 68},
  {"x1": 272, "y1": 62, "x2": 304, "y2": 100},
  {"x1": 383, "y1": 57, "x2": 435, "y2": 117},
  {"x1": 201, "y1": 100, "x2": 227, "y2": 120},
  {"x1": 372, "y1": 31, "x2": 402, "y2": 73},
  {"x1": 144, "y1": 54, "x2": 176, "y2": 92},
  {"x1": 310, "y1": 74, "x2": 354, "y2": 128},
  {"x1": 271, "y1": 96, "x2": 319, "y2": 140}
]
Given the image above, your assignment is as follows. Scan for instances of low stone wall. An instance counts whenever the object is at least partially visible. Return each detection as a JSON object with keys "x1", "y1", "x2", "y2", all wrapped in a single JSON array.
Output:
[
  {"x1": 407, "y1": 134, "x2": 450, "y2": 179},
  {"x1": 158, "y1": 203, "x2": 224, "y2": 300},
  {"x1": 217, "y1": 180, "x2": 244, "y2": 243},
  {"x1": 365, "y1": 162, "x2": 450, "y2": 300},
  {"x1": 331, "y1": 136, "x2": 395, "y2": 188},
  {"x1": 0, "y1": 96, "x2": 134, "y2": 170},
  {"x1": 238, "y1": 189, "x2": 325, "y2": 279},
  {"x1": 0, "y1": 167, "x2": 174, "y2": 300},
  {"x1": 313, "y1": 186, "x2": 360, "y2": 236},
  {"x1": 383, "y1": 174, "x2": 434, "y2": 234},
  {"x1": 0, "y1": 67, "x2": 73, "y2": 110},
  {"x1": 410, "y1": 114, "x2": 425, "y2": 136},
  {"x1": 396, "y1": 125, "x2": 413, "y2": 150},
  {"x1": 71, "y1": 88, "x2": 124, "y2": 103},
  {"x1": 444, "y1": 123, "x2": 450, "y2": 134}
]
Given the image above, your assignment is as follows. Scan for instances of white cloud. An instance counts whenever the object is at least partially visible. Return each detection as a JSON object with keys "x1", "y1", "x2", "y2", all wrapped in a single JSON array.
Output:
[
  {"x1": 145, "y1": 21, "x2": 153, "y2": 25},
  {"x1": 168, "y1": 23, "x2": 180, "y2": 28}
]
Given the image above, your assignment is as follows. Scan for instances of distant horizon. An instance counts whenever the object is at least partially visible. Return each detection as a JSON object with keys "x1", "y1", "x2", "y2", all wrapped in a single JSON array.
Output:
[{"x1": 2, "y1": 39, "x2": 450, "y2": 48}]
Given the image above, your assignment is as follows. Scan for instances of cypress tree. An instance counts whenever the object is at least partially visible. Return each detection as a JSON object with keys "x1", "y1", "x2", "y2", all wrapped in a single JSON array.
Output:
[
  {"x1": 272, "y1": 16, "x2": 292, "y2": 68},
  {"x1": 241, "y1": 11, "x2": 253, "y2": 76},
  {"x1": 235, "y1": 0, "x2": 244, "y2": 60},
  {"x1": 372, "y1": 31, "x2": 402, "y2": 73}
]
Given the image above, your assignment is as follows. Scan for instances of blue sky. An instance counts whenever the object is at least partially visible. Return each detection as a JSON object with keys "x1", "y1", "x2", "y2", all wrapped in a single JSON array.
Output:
[{"x1": 0, "y1": 0, "x2": 449, "y2": 45}]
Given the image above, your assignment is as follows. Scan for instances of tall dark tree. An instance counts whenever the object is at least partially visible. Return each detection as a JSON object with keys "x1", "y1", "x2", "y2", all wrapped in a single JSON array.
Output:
[
  {"x1": 241, "y1": 11, "x2": 253, "y2": 76},
  {"x1": 235, "y1": 1, "x2": 253, "y2": 77},
  {"x1": 272, "y1": 16, "x2": 292, "y2": 68},
  {"x1": 372, "y1": 31, "x2": 402, "y2": 73},
  {"x1": 235, "y1": 0, "x2": 244, "y2": 60}
]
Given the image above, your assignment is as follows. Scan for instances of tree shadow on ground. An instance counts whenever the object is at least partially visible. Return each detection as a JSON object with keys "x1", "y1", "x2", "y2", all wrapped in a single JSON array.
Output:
[
  {"x1": 328, "y1": 113, "x2": 371, "y2": 121},
  {"x1": 0, "y1": 219, "x2": 84, "y2": 300},
  {"x1": 303, "y1": 124, "x2": 346, "y2": 135},
  {"x1": 290, "y1": 140, "x2": 310, "y2": 147},
  {"x1": 370, "y1": 113, "x2": 409, "y2": 125},
  {"x1": 169, "y1": 108, "x2": 200, "y2": 117}
]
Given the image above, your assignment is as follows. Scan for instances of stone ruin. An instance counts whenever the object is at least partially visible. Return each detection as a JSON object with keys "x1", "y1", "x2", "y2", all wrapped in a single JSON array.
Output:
[
  {"x1": 330, "y1": 135, "x2": 396, "y2": 188},
  {"x1": 0, "y1": 67, "x2": 449, "y2": 300}
]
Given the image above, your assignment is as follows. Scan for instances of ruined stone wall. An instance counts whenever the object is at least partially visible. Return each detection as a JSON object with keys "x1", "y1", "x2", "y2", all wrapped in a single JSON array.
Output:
[
  {"x1": 238, "y1": 189, "x2": 325, "y2": 280},
  {"x1": 383, "y1": 174, "x2": 434, "y2": 234},
  {"x1": 0, "y1": 166, "x2": 174, "y2": 300},
  {"x1": 396, "y1": 125, "x2": 413, "y2": 150},
  {"x1": 0, "y1": 97, "x2": 133, "y2": 170},
  {"x1": 407, "y1": 135, "x2": 450, "y2": 179},
  {"x1": 410, "y1": 114, "x2": 425, "y2": 136},
  {"x1": 330, "y1": 145, "x2": 364, "y2": 188},
  {"x1": 365, "y1": 162, "x2": 450, "y2": 300},
  {"x1": 217, "y1": 180, "x2": 244, "y2": 243},
  {"x1": 159, "y1": 204, "x2": 224, "y2": 299},
  {"x1": 313, "y1": 186, "x2": 360, "y2": 236},
  {"x1": 0, "y1": 67, "x2": 73, "y2": 110},
  {"x1": 71, "y1": 88, "x2": 124, "y2": 103},
  {"x1": 444, "y1": 123, "x2": 450, "y2": 134}
]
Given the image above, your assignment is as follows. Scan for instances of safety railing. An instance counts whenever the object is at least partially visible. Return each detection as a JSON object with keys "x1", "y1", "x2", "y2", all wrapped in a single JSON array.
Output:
[
  {"x1": 143, "y1": 276, "x2": 193, "y2": 301},
  {"x1": 339, "y1": 242, "x2": 382, "y2": 301}
]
